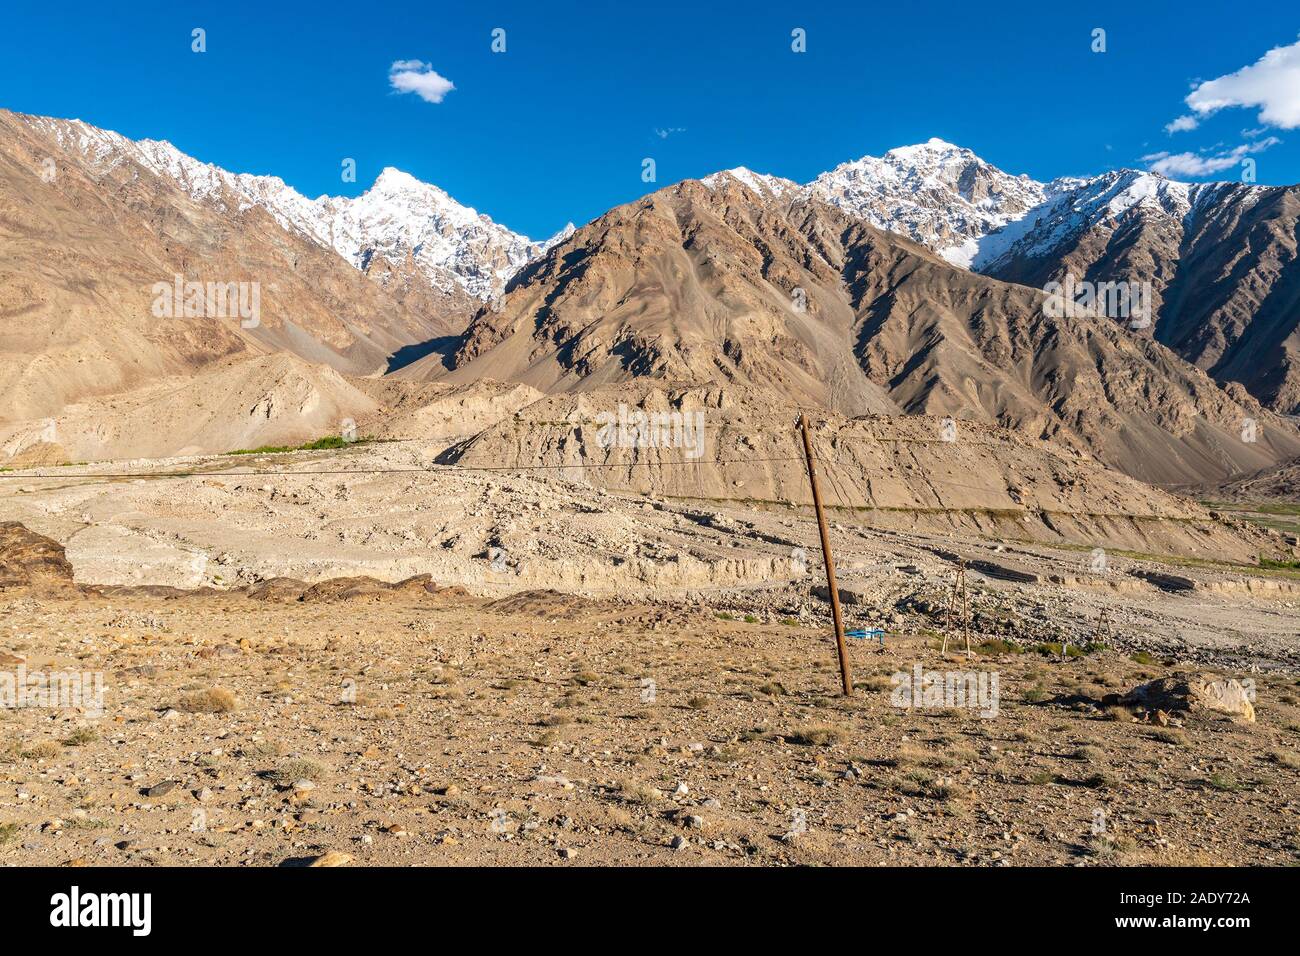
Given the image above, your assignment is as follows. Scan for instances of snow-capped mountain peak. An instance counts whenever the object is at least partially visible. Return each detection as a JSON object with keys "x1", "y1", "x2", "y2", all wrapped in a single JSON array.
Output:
[
  {"x1": 315, "y1": 167, "x2": 543, "y2": 298},
  {"x1": 701, "y1": 166, "x2": 802, "y2": 200},
  {"x1": 33, "y1": 111, "x2": 1276, "y2": 308},
  {"x1": 373, "y1": 165, "x2": 422, "y2": 188},
  {"x1": 365, "y1": 166, "x2": 477, "y2": 220},
  {"x1": 881, "y1": 137, "x2": 967, "y2": 161},
  {"x1": 32, "y1": 115, "x2": 544, "y2": 301},
  {"x1": 798, "y1": 143, "x2": 1273, "y2": 273},
  {"x1": 808, "y1": 141, "x2": 1050, "y2": 264}
]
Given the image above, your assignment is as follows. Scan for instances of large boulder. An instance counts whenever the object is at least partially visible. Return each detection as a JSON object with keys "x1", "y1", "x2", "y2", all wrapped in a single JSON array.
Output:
[
  {"x1": 812, "y1": 582, "x2": 873, "y2": 606},
  {"x1": 1121, "y1": 672, "x2": 1255, "y2": 723},
  {"x1": 0, "y1": 521, "x2": 77, "y2": 592}
]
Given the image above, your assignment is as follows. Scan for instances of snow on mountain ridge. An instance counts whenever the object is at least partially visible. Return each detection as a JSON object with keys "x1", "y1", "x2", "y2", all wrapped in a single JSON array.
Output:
[
  {"x1": 801, "y1": 143, "x2": 1274, "y2": 273},
  {"x1": 701, "y1": 167, "x2": 802, "y2": 200},
  {"x1": 32, "y1": 113, "x2": 1276, "y2": 298},
  {"x1": 32, "y1": 115, "x2": 546, "y2": 300},
  {"x1": 302, "y1": 165, "x2": 546, "y2": 299},
  {"x1": 697, "y1": 140, "x2": 1276, "y2": 277},
  {"x1": 808, "y1": 140, "x2": 1050, "y2": 265},
  {"x1": 967, "y1": 169, "x2": 1205, "y2": 273}
]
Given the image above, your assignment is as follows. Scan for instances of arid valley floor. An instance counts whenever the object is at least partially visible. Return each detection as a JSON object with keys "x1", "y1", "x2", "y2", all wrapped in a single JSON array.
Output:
[
  {"x1": 7, "y1": 6, "x2": 1300, "y2": 891},
  {"x1": 1, "y1": 442, "x2": 1298, "y2": 867}
]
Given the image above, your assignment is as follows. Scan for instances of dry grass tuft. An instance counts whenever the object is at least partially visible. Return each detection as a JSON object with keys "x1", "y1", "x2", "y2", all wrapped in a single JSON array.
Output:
[
  {"x1": 269, "y1": 758, "x2": 327, "y2": 785},
  {"x1": 1148, "y1": 728, "x2": 1189, "y2": 747},
  {"x1": 61, "y1": 727, "x2": 98, "y2": 747},
  {"x1": 1268, "y1": 749, "x2": 1300, "y2": 769},
  {"x1": 18, "y1": 741, "x2": 60, "y2": 760},
  {"x1": 786, "y1": 725, "x2": 847, "y2": 747},
  {"x1": 619, "y1": 780, "x2": 662, "y2": 805},
  {"x1": 176, "y1": 688, "x2": 238, "y2": 714}
]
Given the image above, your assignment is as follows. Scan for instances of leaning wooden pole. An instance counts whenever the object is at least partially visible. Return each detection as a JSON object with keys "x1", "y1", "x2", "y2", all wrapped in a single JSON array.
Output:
[{"x1": 798, "y1": 413, "x2": 853, "y2": 696}]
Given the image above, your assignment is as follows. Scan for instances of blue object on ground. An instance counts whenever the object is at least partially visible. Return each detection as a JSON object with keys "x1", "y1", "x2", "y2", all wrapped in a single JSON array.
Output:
[{"x1": 846, "y1": 628, "x2": 886, "y2": 647}]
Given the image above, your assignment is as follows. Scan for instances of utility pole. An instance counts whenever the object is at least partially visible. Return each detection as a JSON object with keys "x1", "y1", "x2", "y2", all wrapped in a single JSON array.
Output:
[
  {"x1": 941, "y1": 561, "x2": 972, "y2": 658},
  {"x1": 798, "y1": 413, "x2": 853, "y2": 696},
  {"x1": 1095, "y1": 608, "x2": 1111, "y2": 648}
]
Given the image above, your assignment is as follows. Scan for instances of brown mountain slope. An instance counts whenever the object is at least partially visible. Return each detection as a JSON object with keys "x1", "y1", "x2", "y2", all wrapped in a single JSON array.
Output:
[
  {"x1": 443, "y1": 175, "x2": 898, "y2": 418},
  {"x1": 447, "y1": 382, "x2": 1280, "y2": 563},
  {"x1": 0, "y1": 357, "x2": 540, "y2": 467},
  {"x1": 352, "y1": 378, "x2": 544, "y2": 444},
  {"x1": 0, "y1": 353, "x2": 379, "y2": 464},
  {"x1": 1208, "y1": 456, "x2": 1300, "y2": 504},
  {"x1": 978, "y1": 175, "x2": 1300, "y2": 414},
  {"x1": 837, "y1": 216, "x2": 1300, "y2": 487},
  {"x1": 433, "y1": 175, "x2": 1300, "y2": 486},
  {"x1": 0, "y1": 109, "x2": 450, "y2": 421},
  {"x1": 1161, "y1": 186, "x2": 1300, "y2": 412}
]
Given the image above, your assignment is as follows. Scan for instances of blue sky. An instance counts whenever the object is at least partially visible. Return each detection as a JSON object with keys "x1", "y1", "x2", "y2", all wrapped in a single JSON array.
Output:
[{"x1": 2, "y1": 1, "x2": 1298, "y2": 238}]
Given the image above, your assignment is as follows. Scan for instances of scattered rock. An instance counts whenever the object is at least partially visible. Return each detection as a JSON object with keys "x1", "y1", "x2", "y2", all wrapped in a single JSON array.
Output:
[{"x1": 1120, "y1": 672, "x2": 1256, "y2": 722}]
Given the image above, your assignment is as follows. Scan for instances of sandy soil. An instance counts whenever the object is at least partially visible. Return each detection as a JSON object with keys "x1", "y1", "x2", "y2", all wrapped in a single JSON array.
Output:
[{"x1": 1, "y1": 585, "x2": 1297, "y2": 867}]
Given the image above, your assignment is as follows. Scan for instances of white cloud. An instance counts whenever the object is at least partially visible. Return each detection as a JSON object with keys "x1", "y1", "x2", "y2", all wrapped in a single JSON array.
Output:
[
  {"x1": 1164, "y1": 115, "x2": 1199, "y2": 134},
  {"x1": 1148, "y1": 152, "x2": 1237, "y2": 177},
  {"x1": 1145, "y1": 137, "x2": 1279, "y2": 178},
  {"x1": 388, "y1": 60, "x2": 455, "y2": 104},
  {"x1": 1183, "y1": 38, "x2": 1300, "y2": 129},
  {"x1": 654, "y1": 127, "x2": 687, "y2": 139}
]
